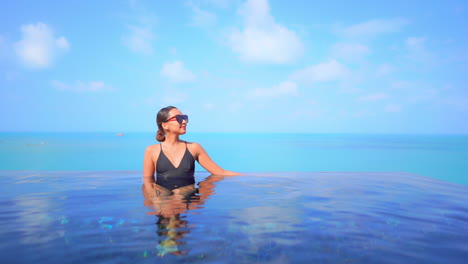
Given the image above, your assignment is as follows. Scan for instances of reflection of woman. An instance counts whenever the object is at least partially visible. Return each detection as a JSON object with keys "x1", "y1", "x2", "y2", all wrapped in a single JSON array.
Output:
[
  {"x1": 155, "y1": 214, "x2": 189, "y2": 256},
  {"x1": 142, "y1": 174, "x2": 227, "y2": 256},
  {"x1": 143, "y1": 174, "x2": 227, "y2": 215},
  {"x1": 142, "y1": 106, "x2": 241, "y2": 197}
]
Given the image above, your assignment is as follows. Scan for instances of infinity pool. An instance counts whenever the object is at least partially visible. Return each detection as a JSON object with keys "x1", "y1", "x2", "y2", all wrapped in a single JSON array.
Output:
[{"x1": 0, "y1": 171, "x2": 467, "y2": 263}]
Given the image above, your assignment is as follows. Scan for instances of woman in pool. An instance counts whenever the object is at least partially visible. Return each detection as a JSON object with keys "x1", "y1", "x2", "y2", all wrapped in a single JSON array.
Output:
[{"x1": 142, "y1": 106, "x2": 241, "y2": 197}]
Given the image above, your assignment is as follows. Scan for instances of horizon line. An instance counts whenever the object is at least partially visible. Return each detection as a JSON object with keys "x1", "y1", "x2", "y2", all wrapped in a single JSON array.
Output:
[{"x1": 1, "y1": 131, "x2": 468, "y2": 136}]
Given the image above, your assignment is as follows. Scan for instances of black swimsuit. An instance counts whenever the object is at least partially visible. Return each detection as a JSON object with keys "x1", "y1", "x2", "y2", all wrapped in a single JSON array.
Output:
[{"x1": 156, "y1": 141, "x2": 195, "y2": 190}]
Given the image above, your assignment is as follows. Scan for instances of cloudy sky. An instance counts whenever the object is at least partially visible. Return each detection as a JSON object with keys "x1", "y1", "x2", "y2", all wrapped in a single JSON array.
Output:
[{"x1": 1, "y1": 0, "x2": 467, "y2": 134}]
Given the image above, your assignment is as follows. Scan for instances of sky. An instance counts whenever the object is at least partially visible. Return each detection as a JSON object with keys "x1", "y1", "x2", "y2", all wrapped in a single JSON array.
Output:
[{"x1": 0, "y1": 0, "x2": 467, "y2": 134}]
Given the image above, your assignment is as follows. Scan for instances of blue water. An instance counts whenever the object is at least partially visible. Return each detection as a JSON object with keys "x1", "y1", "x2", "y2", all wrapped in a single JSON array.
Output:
[
  {"x1": 1, "y1": 132, "x2": 467, "y2": 184},
  {"x1": 0, "y1": 171, "x2": 467, "y2": 263},
  {"x1": 1, "y1": 133, "x2": 468, "y2": 262}
]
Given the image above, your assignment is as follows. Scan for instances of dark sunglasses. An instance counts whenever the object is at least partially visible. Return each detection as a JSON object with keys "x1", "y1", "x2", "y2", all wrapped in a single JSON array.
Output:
[{"x1": 165, "y1": 114, "x2": 189, "y2": 124}]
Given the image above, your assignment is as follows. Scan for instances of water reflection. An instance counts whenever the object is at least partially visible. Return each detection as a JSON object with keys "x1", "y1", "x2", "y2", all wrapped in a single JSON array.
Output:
[{"x1": 142, "y1": 174, "x2": 225, "y2": 256}]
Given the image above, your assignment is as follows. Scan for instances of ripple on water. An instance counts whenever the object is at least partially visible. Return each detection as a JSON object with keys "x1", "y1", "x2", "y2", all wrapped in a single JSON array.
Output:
[{"x1": 0, "y1": 171, "x2": 467, "y2": 263}]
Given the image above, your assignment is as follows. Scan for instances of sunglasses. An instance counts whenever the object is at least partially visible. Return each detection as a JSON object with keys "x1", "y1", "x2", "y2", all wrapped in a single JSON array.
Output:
[{"x1": 165, "y1": 114, "x2": 189, "y2": 124}]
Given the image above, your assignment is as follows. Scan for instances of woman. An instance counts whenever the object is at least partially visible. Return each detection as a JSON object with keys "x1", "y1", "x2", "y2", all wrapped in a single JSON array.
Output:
[
  {"x1": 143, "y1": 174, "x2": 229, "y2": 256},
  {"x1": 142, "y1": 106, "x2": 241, "y2": 196}
]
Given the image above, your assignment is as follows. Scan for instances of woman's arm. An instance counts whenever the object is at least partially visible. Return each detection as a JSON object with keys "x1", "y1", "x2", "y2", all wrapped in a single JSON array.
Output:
[
  {"x1": 192, "y1": 143, "x2": 242, "y2": 176},
  {"x1": 185, "y1": 174, "x2": 225, "y2": 210},
  {"x1": 142, "y1": 146, "x2": 156, "y2": 196}
]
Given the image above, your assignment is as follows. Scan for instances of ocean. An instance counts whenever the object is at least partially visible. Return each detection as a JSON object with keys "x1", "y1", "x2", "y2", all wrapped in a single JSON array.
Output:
[
  {"x1": 1, "y1": 132, "x2": 467, "y2": 184},
  {"x1": 0, "y1": 132, "x2": 467, "y2": 263}
]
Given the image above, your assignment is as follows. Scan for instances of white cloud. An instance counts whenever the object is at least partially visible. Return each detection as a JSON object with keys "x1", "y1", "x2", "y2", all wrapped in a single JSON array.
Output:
[
  {"x1": 229, "y1": 206, "x2": 303, "y2": 247},
  {"x1": 144, "y1": 97, "x2": 156, "y2": 106},
  {"x1": 227, "y1": 102, "x2": 243, "y2": 112},
  {"x1": 376, "y1": 63, "x2": 394, "y2": 77},
  {"x1": 390, "y1": 81, "x2": 439, "y2": 104},
  {"x1": 358, "y1": 92, "x2": 388, "y2": 101},
  {"x1": 5, "y1": 71, "x2": 21, "y2": 81},
  {"x1": 442, "y1": 96, "x2": 468, "y2": 112},
  {"x1": 14, "y1": 23, "x2": 69, "y2": 68},
  {"x1": 122, "y1": 25, "x2": 155, "y2": 54},
  {"x1": 290, "y1": 106, "x2": 321, "y2": 119},
  {"x1": 0, "y1": 35, "x2": 6, "y2": 47},
  {"x1": 202, "y1": 103, "x2": 215, "y2": 109},
  {"x1": 408, "y1": 88, "x2": 439, "y2": 103},
  {"x1": 331, "y1": 43, "x2": 370, "y2": 61},
  {"x1": 51, "y1": 80, "x2": 114, "y2": 92},
  {"x1": 162, "y1": 90, "x2": 189, "y2": 105},
  {"x1": 391, "y1": 80, "x2": 412, "y2": 89},
  {"x1": 406, "y1": 37, "x2": 425, "y2": 49},
  {"x1": 55, "y1": 37, "x2": 70, "y2": 50},
  {"x1": 14, "y1": 197, "x2": 66, "y2": 245},
  {"x1": 385, "y1": 104, "x2": 402, "y2": 112},
  {"x1": 227, "y1": 0, "x2": 303, "y2": 64},
  {"x1": 204, "y1": 0, "x2": 237, "y2": 8},
  {"x1": 189, "y1": 2, "x2": 217, "y2": 27},
  {"x1": 340, "y1": 18, "x2": 408, "y2": 38},
  {"x1": 247, "y1": 81, "x2": 298, "y2": 98},
  {"x1": 339, "y1": 86, "x2": 363, "y2": 94},
  {"x1": 405, "y1": 36, "x2": 434, "y2": 63},
  {"x1": 290, "y1": 60, "x2": 349, "y2": 83},
  {"x1": 169, "y1": 47, "x2": 179, "y2": 56},
  {"x1": 353, "y1": 111, "x2": 376, "y2": 118},
  {"x1": 161, "y1": 60, "x2": 196, "y2": 83},
  {"x1": 0, "y1": 35, "x2": 10, "y2": 60}
]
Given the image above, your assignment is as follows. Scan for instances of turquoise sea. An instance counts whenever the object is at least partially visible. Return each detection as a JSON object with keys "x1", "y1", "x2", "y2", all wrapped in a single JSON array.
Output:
[
  {"x1": 1, "y1": 132, "x2": 467, "y2": 263},
  {"x1": 1, "y1": 132, "x2": 467, "y2": 184}
]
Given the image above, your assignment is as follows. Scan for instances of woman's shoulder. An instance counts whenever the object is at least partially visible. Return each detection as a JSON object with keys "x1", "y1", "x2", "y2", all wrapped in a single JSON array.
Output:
[
  {"x1": 144, "y1": 144, "x2": 161, "y2": 154},
  {"x1": 185, "y1": 141, "x2": 203, "y2": 151},
  {"x1": 185, "y1": 141, "x2": 202, "y2": 159}
]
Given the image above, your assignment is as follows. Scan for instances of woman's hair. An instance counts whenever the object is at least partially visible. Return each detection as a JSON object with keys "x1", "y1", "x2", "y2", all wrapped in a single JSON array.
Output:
[{"x1": 156, "y1": 106, "x2": 177, "y2": 142}]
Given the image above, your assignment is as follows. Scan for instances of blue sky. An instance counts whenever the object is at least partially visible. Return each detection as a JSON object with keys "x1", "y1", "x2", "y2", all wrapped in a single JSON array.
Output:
[{"x1": 1, "y1": 0, "x2": 467, "y2": 134}]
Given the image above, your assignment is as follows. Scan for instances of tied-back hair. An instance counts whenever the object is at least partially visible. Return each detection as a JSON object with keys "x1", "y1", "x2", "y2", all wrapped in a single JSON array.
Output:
[{"x1": 156, "y1": 106, "x2": 177, "y2": 142}]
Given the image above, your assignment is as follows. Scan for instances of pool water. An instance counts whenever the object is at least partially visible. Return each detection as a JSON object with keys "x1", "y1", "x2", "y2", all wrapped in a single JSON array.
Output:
[{"x1": 0, "y1": 171, "x2": 467, "y2": 263}]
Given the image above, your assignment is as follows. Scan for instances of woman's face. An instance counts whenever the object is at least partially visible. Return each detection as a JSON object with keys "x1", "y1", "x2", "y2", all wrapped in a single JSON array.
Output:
[{"x1": 162, "y1": 108, "x2": 187, "y2": 135}]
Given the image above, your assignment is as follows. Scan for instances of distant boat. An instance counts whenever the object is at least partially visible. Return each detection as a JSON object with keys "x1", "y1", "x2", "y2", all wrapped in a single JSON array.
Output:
[
  {"x1": 116, "y1": 133, "x2": 124, "y2": 137},
  {"x1": 26, "y1": 141, "x2": 46, "y2": 147}
]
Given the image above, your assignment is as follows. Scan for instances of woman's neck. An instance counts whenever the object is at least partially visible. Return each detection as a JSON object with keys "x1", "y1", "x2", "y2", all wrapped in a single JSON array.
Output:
[{"x1": 164, "y1": 134, "x2": 181, "y2": 146}]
